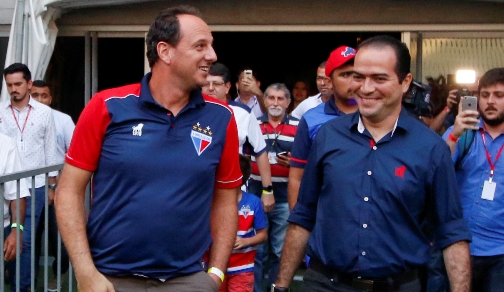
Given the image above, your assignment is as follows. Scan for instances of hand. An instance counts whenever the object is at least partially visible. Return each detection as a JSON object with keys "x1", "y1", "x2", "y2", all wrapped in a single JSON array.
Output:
[
  {"x1": 207, "y1": 273, "x2": 223, "y2": 291},
  {"x1": 242, "y1": 76, "x2": 263, "y2": 97},
  {"x1": 275, "y1": 152, "x2": 291, "y2": 168},
  {"x1": 234, "y1": 236, "x2": 249, "y2": 249},
  {"x1": 77, "y1": 269, "x2": 115, "y2": 292},
  {"x1": 446, "y1": 89, "x2": 459, "y2": 111},
  {"x1": 48, "y1": 188, "x2": 55, "y2": 205},
  {"x1": 262, "y1": 193, "x2": 275, "y2": 213},
  {"x1": 452, "y1": 102, "x2": 479, "y2": 138},
  {"x1": 4, "y1": 231, "x2": 22, "y2": 261}
]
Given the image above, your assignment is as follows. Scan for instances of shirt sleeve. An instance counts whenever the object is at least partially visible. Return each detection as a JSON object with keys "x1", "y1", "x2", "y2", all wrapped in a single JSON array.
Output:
[
  {"x1": 288, "y1": 125, "x2": 325, "y2": 231},
  {"x1": 253, "y1": 196, "x2": 267, "y2": 230},
  {"x1": 442, "y1": 125, "x2": 459, "y2": 162},
  {"x1": 429, "y1": 142, "x2": 472, "y2": 248},
  {"x1": 215, "y1": 112, "x2": 242, "y2": 189},
  {"x1": 247, "y1": 113, "x2": 267, "y2": 155},
  {"x1": 290, "y1": 117, "x2": 311, "y2": 168},
  {"x1": 44, "y1": 108, "x2": 59, "y2": 177},
  {"x1": 3, "y1": 137, "x2": 30, "y2": 200},
  {"x1": 65, "y1": 93, "x2": 110, "y2": 172},
  {"x1": 63, "y1": 114, "x2": 76, "y2": 152}
]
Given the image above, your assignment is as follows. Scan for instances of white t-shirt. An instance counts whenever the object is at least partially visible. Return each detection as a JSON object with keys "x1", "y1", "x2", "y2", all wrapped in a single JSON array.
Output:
[
  {"x1": 0, "y1": 133, "x2": 30, "y2": 227},
  {"x1": 228, "y1": 101, "x2": 267, "y2": 154},
  {"x1": 291, "y1": 93, "x2": 323, "y2": 119}
]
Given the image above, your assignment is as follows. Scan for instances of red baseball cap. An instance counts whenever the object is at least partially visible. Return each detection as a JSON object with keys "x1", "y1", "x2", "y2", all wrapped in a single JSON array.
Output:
[{"x1": 325, "y1": 46, "x2": 357, "y2": 77}]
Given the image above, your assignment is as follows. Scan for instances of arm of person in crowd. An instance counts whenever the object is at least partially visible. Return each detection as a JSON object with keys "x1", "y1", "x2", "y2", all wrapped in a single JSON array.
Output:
[
  {"x1": 244, "y1": 75, "x2": 266, "y2": 113},
  {"x1": 444, "y1": 102, "x2": 479, "y2": 156},
  {"x1": 443, "y1": 241, "x2": 471, "y2": 292},
  {"x1": 287, "y1": 166, "x2": 303, "y2": 211},
  {"x1": 208, "y1": 187, "x2": 239, "y2": 286},
  {"x1": 234, "y1": 228, "x2": 267, "y2": 249},
  {"x1": 429, "y1": 89, "x2": 458, "y2": 133},
  {"x1": 4, "y1": 197, "x2": 26, "y2": 261},
  {"x1": 44, "y1": 110, "x2": 59, "y2": 204},
  {"x1": 55, "y1": 164, "x2": 115, "y2": 292},
  {"x1": 256, "y1": 152, "x2": 275, "y2": 213},
  {"x1": 274, "y1": 224, "x2": 311, "y2": 289}
]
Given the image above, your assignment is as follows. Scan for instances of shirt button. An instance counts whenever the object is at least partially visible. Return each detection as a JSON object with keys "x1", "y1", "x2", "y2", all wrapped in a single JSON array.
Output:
[
  {"x1": 364, "y1": 197, "x2": 369, "y2": 202},
  {"x1": 361, "y1": 251, "x2": 366, "y2": 256},
  {"x1": 363, "y1": 224, "x2": 368, "y2": 228},
  {"x1": 372, "y1": 146, "x2": 377, "y2": 150},
  {"x1": 367, "y1": 171, "x2": 372, "y2": 175}
]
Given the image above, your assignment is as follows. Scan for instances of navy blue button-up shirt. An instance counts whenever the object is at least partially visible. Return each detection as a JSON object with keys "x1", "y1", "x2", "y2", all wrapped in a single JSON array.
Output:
[{"x1": 289, "y1": 109, "x2": 471, "y2": 278}]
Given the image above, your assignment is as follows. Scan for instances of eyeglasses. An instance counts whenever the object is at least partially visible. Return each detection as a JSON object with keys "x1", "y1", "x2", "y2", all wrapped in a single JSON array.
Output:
[{"x1": 202, "y1": 81, "x2": 225, "y2": 88}]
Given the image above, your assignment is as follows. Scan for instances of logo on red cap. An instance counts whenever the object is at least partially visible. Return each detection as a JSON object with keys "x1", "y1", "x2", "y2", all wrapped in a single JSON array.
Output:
[{"x1": 325, "y1": 46, "x2": 356, "y2": 77}]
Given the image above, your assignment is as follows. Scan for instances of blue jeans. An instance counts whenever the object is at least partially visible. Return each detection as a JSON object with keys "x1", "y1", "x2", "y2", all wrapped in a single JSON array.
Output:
[
  {"x1": 471, "y1": 254, "x2": 504, "y2": 292},
  {"x1": 254, "y1": 202, "x2": 289, "y2": 292},
  {"x1": 7, "y1": 186, "x2": 45, "y2": 292},
  {"x1": 426, "y1": 245, "x2": 449, "y2": 292}
]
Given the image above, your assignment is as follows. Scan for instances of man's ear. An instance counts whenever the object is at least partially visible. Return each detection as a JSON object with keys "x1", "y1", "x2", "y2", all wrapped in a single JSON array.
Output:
[
  {"x1": 157, "y1": 42, "x2": 173, "y2": 65},
  {"x1": 401, "y1": 73, "x2": 413, "y2": 94},
  {"x1": 225, "y1": 82, "x2": 231, "y2": 95}
]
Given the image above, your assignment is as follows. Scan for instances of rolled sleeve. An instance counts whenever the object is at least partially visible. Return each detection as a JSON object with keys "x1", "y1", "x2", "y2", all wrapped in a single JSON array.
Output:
[
  {"x1": 290, "y1": 118, "x2": 311, "y2": 168},
  {"x1": 435, "y1": 218, "x2": 472, "y2": 249}
]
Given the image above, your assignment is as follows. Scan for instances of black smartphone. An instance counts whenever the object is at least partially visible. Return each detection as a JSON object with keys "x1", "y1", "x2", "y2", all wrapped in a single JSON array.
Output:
[{"x1": 276, "y1": 151, "x2": 287, "y2": 157}]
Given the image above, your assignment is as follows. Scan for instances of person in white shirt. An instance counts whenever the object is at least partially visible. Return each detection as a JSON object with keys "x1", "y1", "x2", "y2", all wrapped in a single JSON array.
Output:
[
  {"x1": 31, "y1": 80, "x2": 74, "y2": 291},
  {"x1": 234, "y1": 68, "x2": 267, "y2": 118},
  {"x1": 203, "y1": 63, "x2": 275, "y2": 213},
  {"x1": 291, "y1": 61, "x2": 333, "y2": 119},
  {"x1": 0, "y1": 133, "x2": 29, "y2": 262},
  {"x1": 2, "y1": 63, "x2": 58, "y2": 292}
]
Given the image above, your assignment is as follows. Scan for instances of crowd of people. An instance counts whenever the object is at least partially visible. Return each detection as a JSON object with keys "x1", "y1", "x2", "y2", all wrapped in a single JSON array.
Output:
[{"x1": 0, "y1": 4, "x2": 503, "y2": 292}]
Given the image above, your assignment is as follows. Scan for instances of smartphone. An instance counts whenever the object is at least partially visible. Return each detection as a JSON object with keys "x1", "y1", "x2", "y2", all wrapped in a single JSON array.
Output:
[
  {"x1": 461, "y1": 96, "x2": 477, "y2": 111},
  {"x1": 244, "y1": 70, "x2": 253, "y2": 79},
  {"x1": 276, "y1": 151, "x2": 287, "y2": 157}
]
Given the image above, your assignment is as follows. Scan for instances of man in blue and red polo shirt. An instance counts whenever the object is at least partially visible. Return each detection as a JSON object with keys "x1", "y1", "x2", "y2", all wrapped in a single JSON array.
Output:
[{"x1": 54, "y1": 5, "x2": 242, "y2": 292}]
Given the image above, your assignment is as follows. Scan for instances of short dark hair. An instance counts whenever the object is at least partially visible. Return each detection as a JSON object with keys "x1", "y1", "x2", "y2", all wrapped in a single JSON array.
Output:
[
  {"x1": 318, "y1": 61, "x2": 327, "y2": 69},
  {"x1": 209, "y1": 63, "x2": 231, "y2": 83},
  {"x1": 32, "y1": 80, "x2": 51, "y2": 95},
  {"x1": 4, "y1": 63, "x2": 31, "y2": 81},
  {"x1": 145, "y1": 5, "x2": 202, "y2": 68},
  {"x1": 358, "y1": 35, "x2": 411, "y2": 83},
  {"x1": 479, "y1": 68, "x2": 504, "y2": 92},
  {"x1": 239, "y1": 155, "x2": 251, "y2": 186}
]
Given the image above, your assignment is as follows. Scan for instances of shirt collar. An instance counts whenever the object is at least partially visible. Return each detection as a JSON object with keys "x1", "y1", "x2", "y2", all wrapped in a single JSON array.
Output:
[
  {"x1": 4, "y1": 97, "x2": 37, "y2": 110},
  {"x1": 354, "y1": 107, "x2": 412, "y2": 137},
  {"x1": 138, "y1": 72, "x2": 205, "y2": 110},
  {"x1": 258, "y1": 113, "x2": 290, "y2": 125},
  {"x1": 324, "y1": 97, "x2": 345, "y2": 116}
]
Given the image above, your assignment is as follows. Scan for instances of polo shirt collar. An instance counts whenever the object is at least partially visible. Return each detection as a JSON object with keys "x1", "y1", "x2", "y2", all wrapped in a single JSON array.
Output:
[
  {"x1": 324, "y1": 97, "x2": 345, "y2": 116},
  {"x1": 138, "y1": 73, "x2": 206, "y2": 110},
  {"x1": 4, "y1": 96, "x2": 37, "y2": 110},
  {"x1": 258, "y1": 112, "x2": 290, "y2": 125},
  {"x1": 354, "y1": 107, "x2": 413, "y2": 137}
]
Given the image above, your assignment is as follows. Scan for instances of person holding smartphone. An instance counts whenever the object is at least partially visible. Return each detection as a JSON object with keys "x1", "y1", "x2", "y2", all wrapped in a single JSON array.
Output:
[{"x1": 439, "y1": 68, "x2": 504, "y2": 292}]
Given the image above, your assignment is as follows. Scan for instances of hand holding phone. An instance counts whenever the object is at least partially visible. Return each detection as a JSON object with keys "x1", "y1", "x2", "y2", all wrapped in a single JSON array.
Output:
[{"x1": 276, "y1": 151, "x2": 287, "y2": 157}]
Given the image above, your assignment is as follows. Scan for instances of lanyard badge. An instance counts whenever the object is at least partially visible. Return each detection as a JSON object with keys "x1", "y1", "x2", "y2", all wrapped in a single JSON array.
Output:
[{"x1": 480, "y1": 129, "x2": 504, "y2": 201}]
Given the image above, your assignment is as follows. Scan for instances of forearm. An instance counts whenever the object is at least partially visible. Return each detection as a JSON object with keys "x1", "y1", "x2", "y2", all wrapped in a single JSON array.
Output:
[
  {"x1": 430, "y1": 110, "x2": 449, "y2": 133},
  {"x1": 256, "y1": 152, "x2": 272, "y2": 187},
  {"x1": 443, "y1": 241, "x2": 471, "y2": 292},
  {"x1": 275, "y1": 224, "x2": 310, "y2": 288},
  {"x1": 55, "y1": 164, "x2": 97, "y2": 280},
  {"x1": 287, "y1": 167, "x2": 303, "y2": 210},
  {"x1": 10, "y1": 197, "x2": 26, "y2": 226},
  {"x1": 243, "y1": 229, "x2": 267, "y2": 247},
  {"x1": 208, "y1": 187, "x2": 239, "y2": 272}
]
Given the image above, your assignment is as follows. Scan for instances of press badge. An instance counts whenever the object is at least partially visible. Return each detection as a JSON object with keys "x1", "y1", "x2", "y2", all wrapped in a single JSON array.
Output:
[
  {"x1": 482, "y1": 180, "x2": 496, "y2": 201},
  {"x1": 268, "y1": 152, "x2": 277, "y2": 164}
]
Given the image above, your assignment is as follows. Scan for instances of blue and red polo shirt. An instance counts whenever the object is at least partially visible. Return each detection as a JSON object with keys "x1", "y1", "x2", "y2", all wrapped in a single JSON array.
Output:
[{"x1": 66, "y1": 73, "x2": 242, "y2": 279}]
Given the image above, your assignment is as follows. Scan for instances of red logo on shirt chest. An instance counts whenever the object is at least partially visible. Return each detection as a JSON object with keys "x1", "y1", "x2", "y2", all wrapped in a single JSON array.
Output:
[{"x1": 395, "y1": 165, "x2": 406, "y2": 178}]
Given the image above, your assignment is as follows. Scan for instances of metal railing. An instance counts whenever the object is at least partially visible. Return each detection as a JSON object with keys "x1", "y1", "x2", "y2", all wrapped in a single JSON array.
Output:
[{"x1": 0, "y1": 164, "x2": 77, "y2": 292}]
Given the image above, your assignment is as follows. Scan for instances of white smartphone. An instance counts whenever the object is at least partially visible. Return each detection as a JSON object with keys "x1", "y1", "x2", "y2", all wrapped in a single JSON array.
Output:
[
  {"x1": 461, "y1": 96, "x2": 477, "y2": 111},
  {"x1": 244, "y1": 70, "x2": 252, "y2": 79}
]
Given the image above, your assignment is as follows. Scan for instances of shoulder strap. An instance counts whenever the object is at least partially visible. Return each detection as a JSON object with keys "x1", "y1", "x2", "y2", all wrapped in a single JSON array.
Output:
[{"x1": 455, "y1": 129, "x2": 476, "y2": 170}]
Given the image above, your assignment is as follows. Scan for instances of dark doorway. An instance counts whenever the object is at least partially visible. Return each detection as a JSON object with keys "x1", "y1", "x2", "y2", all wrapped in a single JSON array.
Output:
[{"x1": 48, "y1": 32, "x2": 400, "y2": 121}]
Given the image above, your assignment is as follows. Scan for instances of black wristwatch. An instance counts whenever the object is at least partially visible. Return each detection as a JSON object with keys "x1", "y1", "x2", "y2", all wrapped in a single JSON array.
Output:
[
  {"x1": 271, "y1": 284, "x2": 290, "y2": 292},
  {"x1": 48, "y1": 184, "x2": 57, "y2": 190},
  {"x1": 263, "y1": 185, "x2": 273, "y2": 192}
]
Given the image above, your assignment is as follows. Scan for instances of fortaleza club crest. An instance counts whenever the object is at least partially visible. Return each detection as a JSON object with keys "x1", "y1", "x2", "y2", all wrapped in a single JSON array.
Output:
[{"x1": 191, "y1": 122, "x2": 213, "y2": 156}]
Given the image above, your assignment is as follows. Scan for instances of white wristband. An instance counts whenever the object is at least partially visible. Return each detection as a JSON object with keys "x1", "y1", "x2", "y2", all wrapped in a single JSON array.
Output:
[{"x1": 207, "y1": 267, "x2": 225, "y2": 282}]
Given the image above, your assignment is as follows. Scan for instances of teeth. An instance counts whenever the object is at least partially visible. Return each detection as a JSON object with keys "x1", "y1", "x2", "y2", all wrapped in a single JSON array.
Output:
[{"x1": 201, "y1": 67, "x2": 208, "y2": 71}]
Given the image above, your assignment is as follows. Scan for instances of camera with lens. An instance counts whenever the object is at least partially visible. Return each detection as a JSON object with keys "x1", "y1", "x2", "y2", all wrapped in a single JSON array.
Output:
[{"x1": 403, "y1": 80, "x2": 432, "y2": 118}]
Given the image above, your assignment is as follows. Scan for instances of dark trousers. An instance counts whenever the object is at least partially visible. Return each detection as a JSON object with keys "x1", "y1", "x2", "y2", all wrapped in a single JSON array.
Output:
[
  {"x1": 471, "y1": 254, "x2": 504, "y2": 292},
  {"x1": 302, "y1": 268, "x2": 422, "y2": 292}
]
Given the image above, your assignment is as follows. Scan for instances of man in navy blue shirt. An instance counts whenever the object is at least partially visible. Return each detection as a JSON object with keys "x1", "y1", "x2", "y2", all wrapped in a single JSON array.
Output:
[
  {"x1": 272, "y1": 35, "x2": 471, "y2": 292},
  {"x1": 442, "y1": 67, "x2": 504, "y2": 292},
  {"x1": 55, "y1": 6, "x2": 242, "y2": 292}
]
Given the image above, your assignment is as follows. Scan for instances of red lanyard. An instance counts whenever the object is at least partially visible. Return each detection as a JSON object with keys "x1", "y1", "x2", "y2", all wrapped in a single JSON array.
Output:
[
  {"x1": 10, "y1": 105, "x2": 32, "y2": 142},
  {"x1": 480, "y1": 128, "x2": 504, "y2": 181},
  {"x1": 263, "y1": 123, "x2": 285, "y2": 147}
]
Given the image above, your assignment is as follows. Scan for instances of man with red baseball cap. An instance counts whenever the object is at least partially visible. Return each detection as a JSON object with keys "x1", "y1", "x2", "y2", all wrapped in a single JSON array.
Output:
[{"x1": 288, "y1": 45, "x2": 357, "y2": 210}]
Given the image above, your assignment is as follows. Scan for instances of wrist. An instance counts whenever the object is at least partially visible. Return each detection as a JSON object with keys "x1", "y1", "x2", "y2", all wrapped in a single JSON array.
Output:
[
  {"x1": 48, "y1": 183, "x2": 57, "y2": 190},
  {"x1": 448, "y1": 132, "x2": 459, "y2": 142},
  {"x1": 271, "y1": 284, "x2": 290, "y2": 292},
  {"x1": 10, "y1": 223, "x2": 24, "y2": 231},
  {"x1": 262, "y1": 185, "x2": 273, "y2": 195},
  {"x1": 207, "y1": 267, "x2": 225, "y2": 282},
  {"x1": 444, "y1": 106, "x2": 451, "y2": 113}
]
